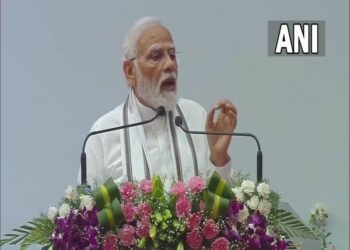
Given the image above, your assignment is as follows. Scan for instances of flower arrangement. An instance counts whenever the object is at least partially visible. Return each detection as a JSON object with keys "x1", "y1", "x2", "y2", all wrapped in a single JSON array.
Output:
[
  {"x1": 309, "y1": 203, "x2": 333, "y2": 250},
  {"x1": 1, "y1": 171, "x2": 321, "y2": 250}
]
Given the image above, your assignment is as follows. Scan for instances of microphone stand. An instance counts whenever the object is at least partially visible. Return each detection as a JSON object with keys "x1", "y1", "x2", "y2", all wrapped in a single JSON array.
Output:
[{"x1": 80, "y1": 106, "x2": 165, "y2": 184}]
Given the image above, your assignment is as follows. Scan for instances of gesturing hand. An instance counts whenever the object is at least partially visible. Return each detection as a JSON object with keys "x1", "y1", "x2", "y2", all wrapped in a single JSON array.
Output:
[{"x1": 206, "y1": 100, "x2": 237, "y2": 166}]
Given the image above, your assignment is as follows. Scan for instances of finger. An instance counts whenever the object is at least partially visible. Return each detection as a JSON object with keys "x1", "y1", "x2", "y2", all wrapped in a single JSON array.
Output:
[{"x1": 206, "y1": 107, "x2": 216, "y2": 130}]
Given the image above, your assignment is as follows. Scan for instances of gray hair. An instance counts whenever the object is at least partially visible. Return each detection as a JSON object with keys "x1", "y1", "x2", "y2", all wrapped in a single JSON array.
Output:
[{"x1": 123, "y1": 17, "x2": 163, "y2": 61}]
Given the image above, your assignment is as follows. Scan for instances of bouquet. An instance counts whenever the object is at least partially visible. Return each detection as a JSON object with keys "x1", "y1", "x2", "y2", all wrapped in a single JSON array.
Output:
[{"x1": 1, "y1": 171, "x2": 321, "y2": 249}]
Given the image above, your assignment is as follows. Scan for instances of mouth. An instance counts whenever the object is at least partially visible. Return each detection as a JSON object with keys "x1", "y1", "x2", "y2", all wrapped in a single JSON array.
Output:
[{"x1": 160, "y1": 77, "x2": 177, "y2": 92}]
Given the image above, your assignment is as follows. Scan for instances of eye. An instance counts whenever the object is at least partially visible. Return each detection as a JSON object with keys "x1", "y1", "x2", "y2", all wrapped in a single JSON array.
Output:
[
  {"x1": 168, "y1": 49, "x2": 177, "y2": 60},
  {"x1": 149, "y1": 49, "x2": 163, "y2": 61}
]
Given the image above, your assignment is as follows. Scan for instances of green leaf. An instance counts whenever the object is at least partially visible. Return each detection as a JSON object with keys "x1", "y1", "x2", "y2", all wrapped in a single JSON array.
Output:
[{"x1": 277, "y1": 209, "x2": 318, "y2": 240}]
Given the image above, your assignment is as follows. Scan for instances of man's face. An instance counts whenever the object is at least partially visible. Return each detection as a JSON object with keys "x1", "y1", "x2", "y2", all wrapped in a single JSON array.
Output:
[{"x1": 132, "y1": 25, "x2": 178, "y2": 110}]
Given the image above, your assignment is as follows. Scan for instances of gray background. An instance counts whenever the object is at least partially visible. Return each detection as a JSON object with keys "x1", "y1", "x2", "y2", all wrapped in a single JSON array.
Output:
[{"x1": 1, "y1": 0, "x2": 348, "y2": 249}]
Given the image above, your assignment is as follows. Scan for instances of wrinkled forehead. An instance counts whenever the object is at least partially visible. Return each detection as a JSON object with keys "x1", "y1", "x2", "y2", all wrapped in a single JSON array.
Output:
[{"x1": 137, "y1": 25, "x2": 175, "y2": 56}]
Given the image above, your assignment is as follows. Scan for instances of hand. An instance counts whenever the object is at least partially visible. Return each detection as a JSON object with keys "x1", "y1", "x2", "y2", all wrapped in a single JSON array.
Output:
[{"x1": 206, "y1": 100, "x2": 237, "y2": 166}]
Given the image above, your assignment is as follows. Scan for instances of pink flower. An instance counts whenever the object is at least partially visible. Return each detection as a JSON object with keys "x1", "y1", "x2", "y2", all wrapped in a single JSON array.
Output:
[
  {"x1": 118, "y1": 224, "x2": 135, "y2": 247},
  {"x1": 186, "y1": 230, "x2": 203, "y2": 249},
  {"x1": 188, "y1": 176, "x2": 205, "y2": 193},
  {"x1": 187, "y1": 212, "x2": 203, "y2": 231},
  {"x1": 122, "y1": 202, "x2": 137, "y2": 223},
  {"x1": 211, "y1": 237, "x2": 229, "y2": 250},
  {"x1": 171, "y1": 181, "x2": 187, "y2": 196},
  {"x1": 121, "y1": 182, "x2": 137, "y2": 201},
  {"x1": 140, "y1": 179, "x2": 152, "y2": 194},
  {"x1": 176, "y1": 196, "x2": 192, "y2": 218},
  {"x1": 203, "y1": 219, "x2": 219, "y2": 239},
  {"x1": 136, "y1": 218, "x2": 151, "y2": 238},
  {"x1": 103, "y1": 233, "x2": 118, "y2": 250},
  {"x1": 137, "y1": 202, "x2": 152, "y2": 219}
]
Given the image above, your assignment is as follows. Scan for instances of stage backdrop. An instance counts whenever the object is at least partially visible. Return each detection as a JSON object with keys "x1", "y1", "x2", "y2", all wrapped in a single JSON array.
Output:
[{"x1": 1, "y1": 0, "x2": 349, "y2": 249}]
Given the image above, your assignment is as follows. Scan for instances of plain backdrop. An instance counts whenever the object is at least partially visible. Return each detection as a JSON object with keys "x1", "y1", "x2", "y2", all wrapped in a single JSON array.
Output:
[{"x1": 1, "y1": 0, "x2": 349, "y2": 249}]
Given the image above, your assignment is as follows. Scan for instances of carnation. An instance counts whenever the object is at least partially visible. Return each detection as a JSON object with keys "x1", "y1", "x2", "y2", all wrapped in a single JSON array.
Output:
[
  {"x1": 118, "y1": 224, "x2": 135, "y2": 247},
  {"x1": 211, "y1": 237, "x2": 229, "y2": 250},
  {"x1": 79, "y1": 195, "x2": 95, "y2": 211},
  {"x1": 175, "y1": 196, "x2": 192, "y2": 217},
  {"x1": 241, "y1": 180, "x2": 255, "y2": 195},
  {"x1": 122, "y1": 202, "x2": 137, "y2": 223},
  {"x1": 121, "y1": 182, "x2": 137, "y2": 201},
  {"x1": 203, "y1": 219, "x2": 219, "y2": 239},
  {"x1": 186, "y1": 230, "x2": 203, "y2": 249},
  {"x1": 257, "y1": 182, "x2": 270, "y2": 198},
  {"x1": 140, "y1": 179, "x2": 152, "y2": 194},
  {"x1": 58, "y1": 203, "x2": 71, "y2": 218},
  {"x1": 247, "y1": 195, "x2": 260, "y2": 210},
  {"x1": 103, "y1": 233, "x2": 118, "y2": 250},
  {"x1": 136, "y1": 218, "x2": 151, "y2": 238},
  {"x1": 137, "y1": 202, "x2": 152, "y2": 219},
  {"x1": 187, "y1": 212, "x2": 203, "y2": 231},
  {"x1": 188, "y1": 176, "x2": 205, "y2": 193},
  {"x1": 47, "y1": 206, "x2": 58, "y2": 222},
  {"x1": 171, "y1": 181, "x2": 187, "y2": 196},
  {"x1": 65, "y1": 185, "x2": 78, "y2": 200}
]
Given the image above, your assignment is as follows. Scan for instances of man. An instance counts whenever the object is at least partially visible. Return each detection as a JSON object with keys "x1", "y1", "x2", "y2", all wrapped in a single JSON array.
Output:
[{"x1": 83, "y1": 17, "x2": 237, "y2": 187}]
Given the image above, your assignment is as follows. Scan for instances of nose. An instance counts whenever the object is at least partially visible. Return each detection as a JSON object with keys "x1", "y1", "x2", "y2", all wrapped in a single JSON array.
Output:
[{"x1": 163, "y1": 54, "x2": 177, "y2": 73}]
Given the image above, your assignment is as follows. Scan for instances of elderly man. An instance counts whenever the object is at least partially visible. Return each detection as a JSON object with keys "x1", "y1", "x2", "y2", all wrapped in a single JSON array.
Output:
[{"x1": 83, "y1": 17, "x2": 237, "y2": 186}]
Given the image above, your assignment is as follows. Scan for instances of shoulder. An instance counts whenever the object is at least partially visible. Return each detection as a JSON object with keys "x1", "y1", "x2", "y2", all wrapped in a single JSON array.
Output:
[{"x1": 90, "y1": 102, "x2": 124, "y2": 131}]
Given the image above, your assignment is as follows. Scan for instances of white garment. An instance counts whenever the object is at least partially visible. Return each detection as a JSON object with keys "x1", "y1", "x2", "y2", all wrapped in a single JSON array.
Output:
[{"x1": 81, "y1": 90, "x2": 232, "y2": 187}]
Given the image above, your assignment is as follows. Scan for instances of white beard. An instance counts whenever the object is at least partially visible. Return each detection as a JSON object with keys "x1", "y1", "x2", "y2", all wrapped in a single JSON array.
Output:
[{"x1": 134, "y1": 65, "x2": 178, "y2": 111}]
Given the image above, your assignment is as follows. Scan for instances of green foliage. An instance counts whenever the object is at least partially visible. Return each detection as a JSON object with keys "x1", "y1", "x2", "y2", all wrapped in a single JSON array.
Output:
[
  {"x1": 276, "y1": 209, "x2": 318, "y2": 240},
  {"x1": 1, "y1": 216, "x2": 55, "y2": 250}
]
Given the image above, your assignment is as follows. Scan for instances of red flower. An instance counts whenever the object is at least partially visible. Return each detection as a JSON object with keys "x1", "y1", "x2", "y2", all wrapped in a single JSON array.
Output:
[
  {"x1": 187, "y1": 212, "x2": 203, "y2": 231},
  {"x1": 203, "y1": 219, "x2": 219, "y2": 239},
  {"x1": 188, "y1": 176, "x2": 205, "y2": 193},
  {"x1": 137, "y1": 202, "x2": 152, "y2": 219},
  {"x1": 103, "y1": 233, "x2": 118, "y2": 250},
  {"x1": 186, "y1": 230, "x2": 203, "y2": 249},
  {"x1": 140, "y1": 179, "x2": 152, "y2": 194},
  {"x1": 175, "y1": 196, "x2": 192, "y2": 218},
  {"x1": 122, "y1": 202, "x2": 137, "y2": 223},
  {"x1": 211, "y1": 237, "x2": 229, "y2": 250},
  {"x1": 121, "y1": 182, "x2": 137, "y2": 201},
  {"x1": 118, "y1": 224, "x2": 135, "y2": 247}
]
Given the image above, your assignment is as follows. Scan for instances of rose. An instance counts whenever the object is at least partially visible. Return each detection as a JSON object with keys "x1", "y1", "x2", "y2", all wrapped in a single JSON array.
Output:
[
  {"x1": 247, "y1": 196, "x2": 260, "y2": 210},
  {"x1": 258, "y1": 199, "x2": 272, "y2": 217},
  {"x1": 232, "y1": 187, "x2": 245, "y2": 201},
  {"x1": 58, "y1": 203, "x2": 71, "y2": 218},
  {"x1": 65, "y1": 185, "x2": 78, "y2": 200},
  {"x1": 79, "y1": 195, "x2": 95, "y2": 211},
  {"x1": 257, "y1": 182, "x2": 270, "y2": 199},
  {"x1": 241, "y1": 180, "x2": 255, "y2": 195},
  {"x1": 47, "y1": 206, "x2": 58, "y2": 222}
]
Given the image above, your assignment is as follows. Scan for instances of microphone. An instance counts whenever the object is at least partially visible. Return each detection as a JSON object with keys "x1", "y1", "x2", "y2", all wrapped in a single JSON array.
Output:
[
  {"x1": 175, "y1": 116, "x2": 263, "y2": 182},
  {"x1": 80, "y1": 106, "x2": 166, "y2": 184}
]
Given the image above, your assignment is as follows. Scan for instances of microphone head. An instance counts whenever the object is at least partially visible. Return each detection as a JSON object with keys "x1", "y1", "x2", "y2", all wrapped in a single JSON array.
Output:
[
  {"x1": 157, "y1": 106, "x2": 166, "y2": 116},
  {"x1": 175, "y1": 116, "x2": 183, "y2": 127}
]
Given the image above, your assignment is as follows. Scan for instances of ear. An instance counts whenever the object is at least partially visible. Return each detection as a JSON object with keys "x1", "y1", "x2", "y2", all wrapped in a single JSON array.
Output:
[{"x1": 123, "y1": 61, "x2": 136, "y2": 87}]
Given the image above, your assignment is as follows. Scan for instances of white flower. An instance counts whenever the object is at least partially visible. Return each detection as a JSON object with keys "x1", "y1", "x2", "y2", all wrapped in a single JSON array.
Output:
[
  {"x1": 257, "y1": 182, "x2": 270, "y2": 199},
  {"x1": 47, "y1": 206, "x2": 58, "y2": 222},
  {"x1": 258, "y1": 199, "x2": 272, "y2": 217},
  {"x1": 79, "y1": 195, "x2": 95, "y2": 211},
  {"x1": 232, "y1": 187, "x2": 245, "y2": 201},
  {"x1": 247, "y1": 195, "x2": 260, "y2": 210},
  {"x1": 238, "y1": 205, "x2": 249, "y2": 222},
  {"x1": 58, "y1": 203, "x2": 71, "y2": 218},
  {"x1": 312, "y1": 203, "x2": 329, "y2": 224},
  {"x1": 241, "y1": 180, "x2": 255, "y2": 195},
  {"x1": 65, "y1": 185, "x2": 78, "y2": 200}
]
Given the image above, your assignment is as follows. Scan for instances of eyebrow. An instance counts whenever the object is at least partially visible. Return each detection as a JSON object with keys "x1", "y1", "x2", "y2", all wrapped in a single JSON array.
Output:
[{"x1": 147, "y1": 43, "x2": 176, "y2": 53}]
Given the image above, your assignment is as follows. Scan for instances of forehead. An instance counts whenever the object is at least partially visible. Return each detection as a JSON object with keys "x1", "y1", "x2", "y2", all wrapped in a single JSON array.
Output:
[{"x1": 137, "y1": 25, "x2": 174, "y2": 55}]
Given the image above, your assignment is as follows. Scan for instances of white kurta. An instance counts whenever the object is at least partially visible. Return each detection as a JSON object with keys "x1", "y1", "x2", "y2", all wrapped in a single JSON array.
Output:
[{"x1": 81, "y1": 90, "x2": 232, "y2": 187}]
